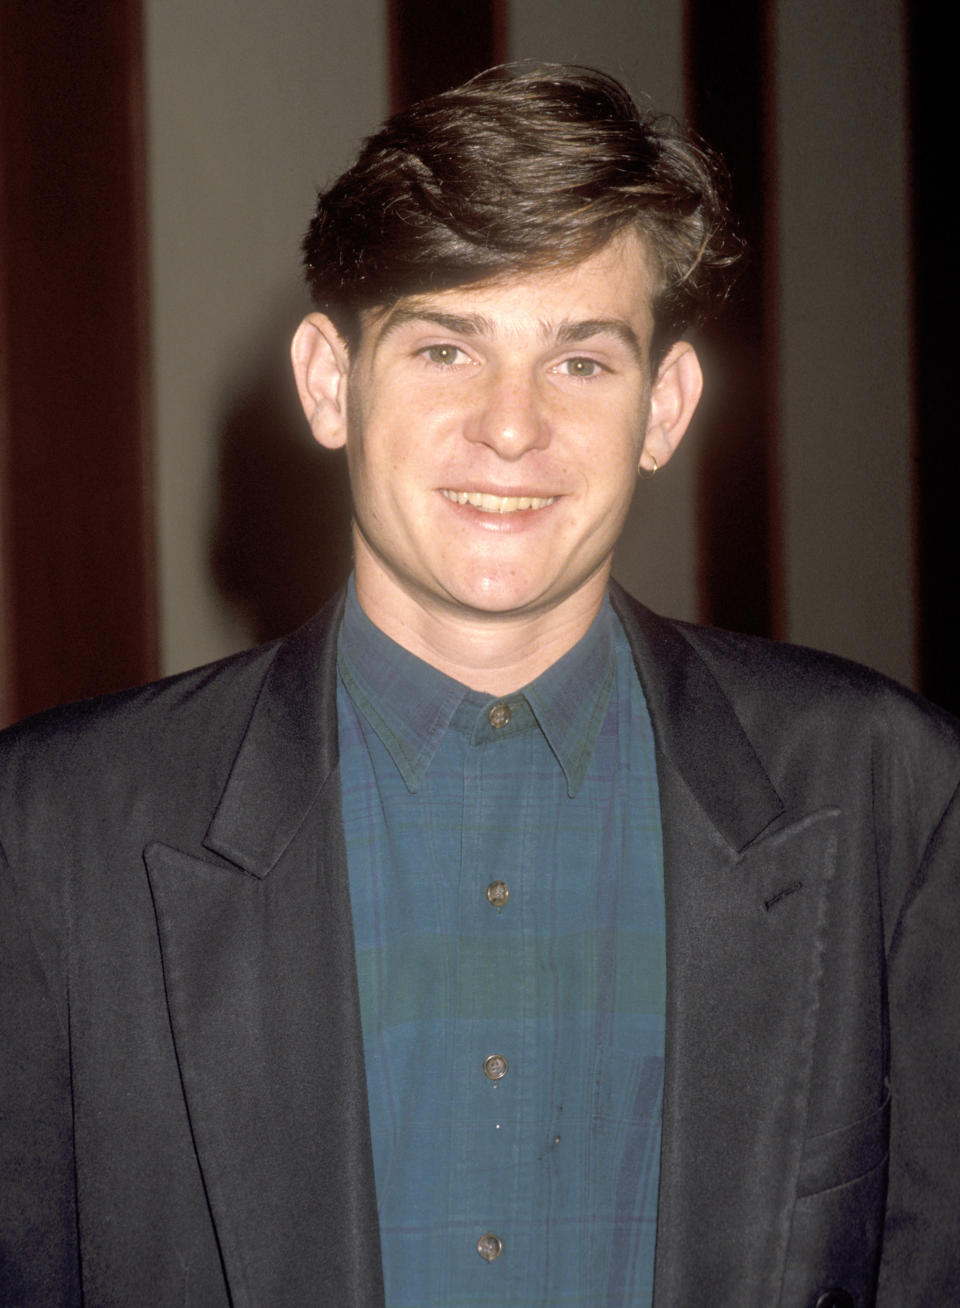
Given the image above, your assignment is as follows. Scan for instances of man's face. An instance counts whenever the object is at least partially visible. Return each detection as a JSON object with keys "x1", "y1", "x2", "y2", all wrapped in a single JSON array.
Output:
[{"x1": 299, "y1": 233, "x2": 695, "y2": 630}]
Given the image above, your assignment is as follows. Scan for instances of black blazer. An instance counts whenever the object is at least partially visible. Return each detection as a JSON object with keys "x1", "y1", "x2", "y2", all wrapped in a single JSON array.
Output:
[{"x1": 2, "y1": 587, "x2": 959, "y2": 1306}]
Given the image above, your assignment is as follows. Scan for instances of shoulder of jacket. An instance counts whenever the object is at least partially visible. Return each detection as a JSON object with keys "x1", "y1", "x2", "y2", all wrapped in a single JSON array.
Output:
[
  {"x1": 0, "y1": 638, "x2": 279, "y2": 757},
  {"x1": 611, "y1": 582, "x2": 960, "y2": 790}
]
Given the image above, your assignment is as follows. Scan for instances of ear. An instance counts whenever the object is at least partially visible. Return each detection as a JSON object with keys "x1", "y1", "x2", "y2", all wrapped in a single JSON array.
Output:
[
  {"x1": 290, "y1": 313, "x2": 351, "y2": 450},
  {"x1": 639, "y1": 340, "x2": 703, "y2": 473}
]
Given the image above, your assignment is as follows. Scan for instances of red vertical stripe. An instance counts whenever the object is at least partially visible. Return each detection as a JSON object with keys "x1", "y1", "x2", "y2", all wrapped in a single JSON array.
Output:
[
  {"x1": 685, "y1": 0, "x2": 783, "y2": 639},
  {"x1": 389, "y1": 0, "x2": 507, "y2": 112},
  {"x1": 0, "y1": 1, "x2": 156, "y2": 726}
]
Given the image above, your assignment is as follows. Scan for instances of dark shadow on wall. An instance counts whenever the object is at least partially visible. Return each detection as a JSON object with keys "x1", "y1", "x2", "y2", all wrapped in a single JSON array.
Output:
[{"x1": 211, "y1": 322, "x2": 353, "y2": 644}]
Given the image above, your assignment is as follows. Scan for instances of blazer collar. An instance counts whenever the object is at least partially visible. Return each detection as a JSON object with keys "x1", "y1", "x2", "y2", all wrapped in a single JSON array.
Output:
[
  {"x1": 609, "y1": 582, "x2": 784, "y2": 852},
  {"x1": 202, "y1": 589, "x2": 346, "y2": 876}
]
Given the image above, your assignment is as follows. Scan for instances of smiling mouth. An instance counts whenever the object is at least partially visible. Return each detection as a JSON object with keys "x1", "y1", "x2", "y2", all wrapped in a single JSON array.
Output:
[{"x1": 441, "y1": 490, "x2": 556, "y2": 513}]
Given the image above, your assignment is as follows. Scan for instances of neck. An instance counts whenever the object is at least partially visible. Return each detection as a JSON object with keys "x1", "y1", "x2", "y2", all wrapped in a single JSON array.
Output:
[{"x1": 352, "y1": 555, "x2": 609, "y2": 696}]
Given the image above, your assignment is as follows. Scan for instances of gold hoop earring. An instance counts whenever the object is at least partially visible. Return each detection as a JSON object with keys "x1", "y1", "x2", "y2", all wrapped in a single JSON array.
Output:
[{"x1": 637, "y1": 455, "x2": 658, "y2": 479}]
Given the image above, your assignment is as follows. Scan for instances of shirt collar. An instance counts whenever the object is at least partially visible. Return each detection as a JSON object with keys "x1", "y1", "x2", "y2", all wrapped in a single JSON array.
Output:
[{"x1": 337, "y1": 577, "x2": 615, "y2": 797}]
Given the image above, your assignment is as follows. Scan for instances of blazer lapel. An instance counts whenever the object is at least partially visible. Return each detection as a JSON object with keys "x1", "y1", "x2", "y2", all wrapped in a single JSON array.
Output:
[
  {"x1": 612, "y1": 588, "x2": 840, "y2": 1305},
  {"x1": 145, "y1": 594, "x2": 384, "y2": 1308}
]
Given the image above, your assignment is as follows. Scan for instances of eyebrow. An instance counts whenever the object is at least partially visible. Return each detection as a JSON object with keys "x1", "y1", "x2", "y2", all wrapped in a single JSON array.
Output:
[
  {"x1": 373, "y1": 307, "x2": 645, "y2": 364},
  {"x1": 374, "y1": 308, "x2": 493, "y2": 348},
  {"x1": 554, "y1": 318, "x2": 644, "y2": 363}
]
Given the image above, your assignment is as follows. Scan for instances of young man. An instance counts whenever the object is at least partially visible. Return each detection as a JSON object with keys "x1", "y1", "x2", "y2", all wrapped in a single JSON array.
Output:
[{"x1": 2, "y1": 65, "x2": 958, "y2": 1307}]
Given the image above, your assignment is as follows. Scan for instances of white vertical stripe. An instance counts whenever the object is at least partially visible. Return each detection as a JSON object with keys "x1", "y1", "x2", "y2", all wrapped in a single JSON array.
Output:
[{"x1": 145, "y1": 0, "x2": 388, "y2": 674}]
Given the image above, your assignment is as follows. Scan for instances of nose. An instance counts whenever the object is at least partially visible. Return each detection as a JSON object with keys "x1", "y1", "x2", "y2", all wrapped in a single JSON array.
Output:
[{"x1": 465, "y1": 368, "x2": 551, "y2": 459}]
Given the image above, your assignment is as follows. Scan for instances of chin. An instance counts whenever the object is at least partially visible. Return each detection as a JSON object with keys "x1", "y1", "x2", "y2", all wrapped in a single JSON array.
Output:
[{"x1": 437, "y1": 574, "x2": 562, "y2": 618}]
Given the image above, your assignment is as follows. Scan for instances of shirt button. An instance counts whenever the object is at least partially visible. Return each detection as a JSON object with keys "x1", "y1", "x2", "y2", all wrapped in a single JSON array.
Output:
[
  {"x1": 477, "y1": 1232, "x2": 503, "y2": 1261},
  {"x1": 486, "y1": 880, "x2": 510, "y2": 908},
  {"x1": 483, "y1": 1053, "x2": 508, "y2": 1081},
  {"x1": 487, "y1": 701, "x2": 511, "y2": 729}
]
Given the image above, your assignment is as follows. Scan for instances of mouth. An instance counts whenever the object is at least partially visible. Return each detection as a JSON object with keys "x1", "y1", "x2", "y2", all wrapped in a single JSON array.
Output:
[{"x1": 441, "y1": 490, "x2": 556, "y2": 514}]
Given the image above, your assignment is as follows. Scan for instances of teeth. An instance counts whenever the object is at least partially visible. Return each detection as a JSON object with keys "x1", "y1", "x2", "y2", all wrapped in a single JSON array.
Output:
[{"x1": 442, "y1": 490, "x2": 556, "y2": 513}]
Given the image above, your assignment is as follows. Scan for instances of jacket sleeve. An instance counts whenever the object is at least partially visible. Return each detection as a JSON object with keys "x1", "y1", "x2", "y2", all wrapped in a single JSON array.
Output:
[
  {"x1": 0, "y1": 844, "x2": 81, "y2": 1303},
  {"x1": 879, "y1": 770, "x2": 960, "y2": 1303}
]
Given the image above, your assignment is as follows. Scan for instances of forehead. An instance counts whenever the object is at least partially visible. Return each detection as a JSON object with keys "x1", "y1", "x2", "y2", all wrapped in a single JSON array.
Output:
[{"x1": 361, "y1": 231, "x2": 657, "y2": 352}]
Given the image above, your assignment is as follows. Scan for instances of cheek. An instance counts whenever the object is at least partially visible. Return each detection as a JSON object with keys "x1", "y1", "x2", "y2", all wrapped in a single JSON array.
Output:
[
  {"x1": 580, "y1": 422, "x2": 643, "y2": 486},
  {"x1": 345, "y1": 410, "x2": 402, "y2": 487},
  {"x1": 351, "y1": 392, "x2": 440, "y2": 466}
]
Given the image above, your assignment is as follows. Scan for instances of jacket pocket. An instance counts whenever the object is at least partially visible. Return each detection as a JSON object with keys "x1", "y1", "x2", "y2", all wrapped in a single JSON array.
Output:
[
  {"x1": 797, "y1": 1094, "x2": 890, "y2": 1198},
  {"x1": 780, "y1": 1097, "x2": 890, "y2": 1306}
]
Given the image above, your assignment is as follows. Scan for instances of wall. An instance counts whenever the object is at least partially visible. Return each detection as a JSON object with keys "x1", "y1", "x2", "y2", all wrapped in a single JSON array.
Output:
[
  {"x1": 776, "y1": 0, "x2": 914, "y2": 685},
  {"x1": 144, "y1": 0, "x2": 386, "y2": 671}
]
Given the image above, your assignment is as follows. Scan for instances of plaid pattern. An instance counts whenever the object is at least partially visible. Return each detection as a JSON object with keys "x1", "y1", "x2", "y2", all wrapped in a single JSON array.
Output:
[{"x1": 337, "y1": 583, "x2": 665, "y2": 1306}]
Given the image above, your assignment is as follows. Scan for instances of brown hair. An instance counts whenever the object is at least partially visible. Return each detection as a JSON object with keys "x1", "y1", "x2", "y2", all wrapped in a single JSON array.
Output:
[{"x1": 303, "y1": 63, "x2": 741, "y2": 364}]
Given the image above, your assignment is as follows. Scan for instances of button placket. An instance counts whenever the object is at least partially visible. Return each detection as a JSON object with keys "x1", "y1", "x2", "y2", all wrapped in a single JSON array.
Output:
[{"x1": 463, "y1": 694, "x2": 530, "y2": 1278}]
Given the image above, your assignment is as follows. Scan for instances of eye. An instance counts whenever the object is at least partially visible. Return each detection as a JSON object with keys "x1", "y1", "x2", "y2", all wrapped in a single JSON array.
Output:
[
  {"x1": 558, "y1": 356, "x2": 605, "y2": 378},
  {"x1": 421, "y1": 344, "x2": 469, "y2": 367}
]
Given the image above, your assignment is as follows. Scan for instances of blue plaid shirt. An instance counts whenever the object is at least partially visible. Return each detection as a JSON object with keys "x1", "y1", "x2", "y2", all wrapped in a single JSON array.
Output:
[{"x1": 337, "y1": 581, "x2": 665, "y2": 1306}]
